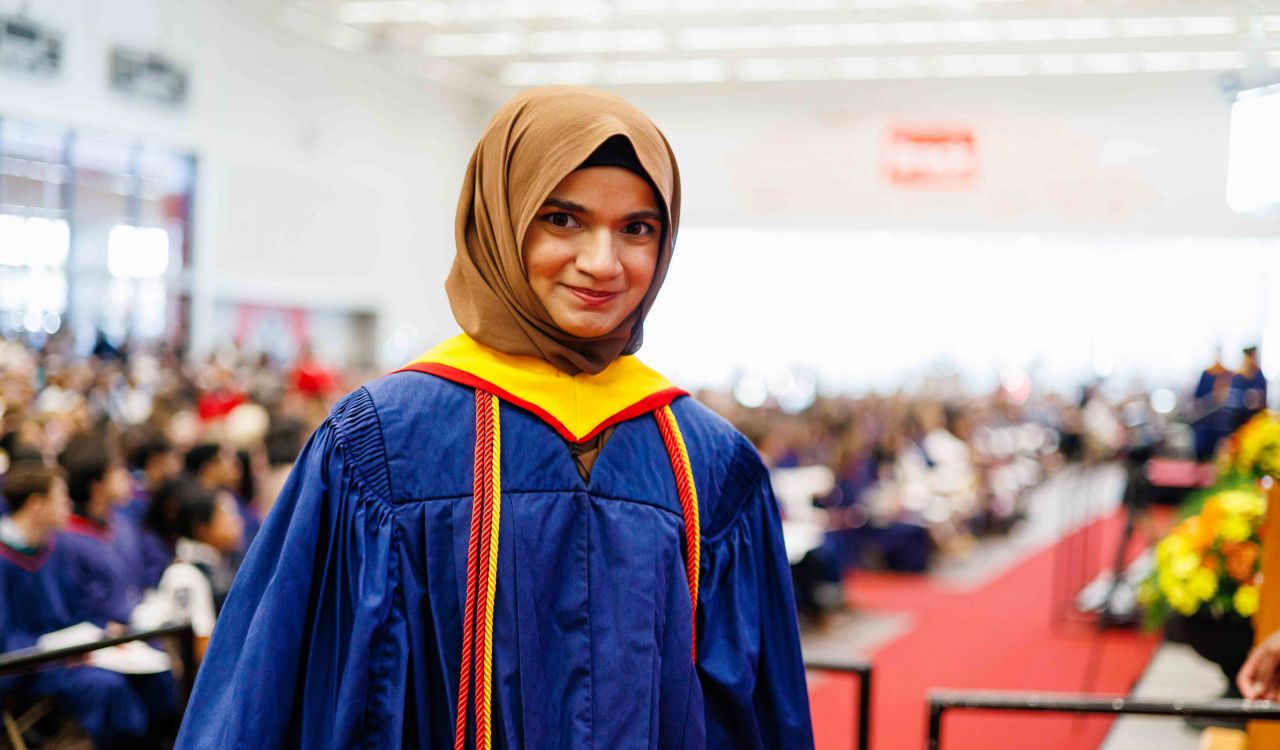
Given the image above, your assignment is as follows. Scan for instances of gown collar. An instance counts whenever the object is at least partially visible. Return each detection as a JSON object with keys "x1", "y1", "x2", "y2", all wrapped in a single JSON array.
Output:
[
  {"x1": 66, "y1": 513, "x2": 112, "y2": 541},
  {"x1": 399, "y1": 334, "x2": 686, "y2": 444}
]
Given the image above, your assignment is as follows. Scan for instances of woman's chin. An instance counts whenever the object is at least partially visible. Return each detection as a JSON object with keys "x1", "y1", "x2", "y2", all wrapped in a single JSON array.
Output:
[{"x1": 550, "y1": 311, "x2": 623, "y2": 340}]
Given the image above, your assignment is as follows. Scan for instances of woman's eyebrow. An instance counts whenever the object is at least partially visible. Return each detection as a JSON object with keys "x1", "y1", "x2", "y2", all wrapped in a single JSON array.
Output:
[
  {"x1": 625, "y1": 209, "x2": 662, "y2": 222},
  {"x1": 542, "y1": 197, "x2": 590, "y2": 214}
]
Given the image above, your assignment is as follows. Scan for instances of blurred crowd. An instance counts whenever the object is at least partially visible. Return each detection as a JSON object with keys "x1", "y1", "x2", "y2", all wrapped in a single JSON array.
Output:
[
  {"x1": 0, "y1": 333, "x2": 370, "y2": 748},
  {"x1": 698, "y1": 381, "x2": 1155, "y2": 624}
]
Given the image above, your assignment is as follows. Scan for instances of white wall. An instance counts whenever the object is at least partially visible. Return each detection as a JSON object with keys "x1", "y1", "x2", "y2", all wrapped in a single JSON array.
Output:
[
  {"x1": 626, "y1": 77, "x2": 1280, "y2": 392},
  {"x1": 631, "y1": 75, "x2": 1280, "y2": 236},
  {"x1": 0, "y1": 0, "x2": 486, "y2": 367}
]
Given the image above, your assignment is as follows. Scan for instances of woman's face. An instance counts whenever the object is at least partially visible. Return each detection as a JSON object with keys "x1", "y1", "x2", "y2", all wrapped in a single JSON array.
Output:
[{"x1": 522, "y1": 166, "x2": 662, "y2": 340}]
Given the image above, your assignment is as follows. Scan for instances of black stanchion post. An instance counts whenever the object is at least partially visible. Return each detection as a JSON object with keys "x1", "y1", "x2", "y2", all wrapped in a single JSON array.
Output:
[
  {"x1": 803, "y1": 656, "x2": 873, "y2": 750},
  {"x1": 858, "y1": 664, "x2": 872, "y2": 750},
  {"x1": 926, "y1": 701, "x2": 944, "y2": 750}
]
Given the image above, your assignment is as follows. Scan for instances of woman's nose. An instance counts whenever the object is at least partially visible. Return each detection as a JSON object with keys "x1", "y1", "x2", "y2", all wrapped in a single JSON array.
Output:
[{"x1": 575, "y1": 228, "x2": 623, "y2": 279}]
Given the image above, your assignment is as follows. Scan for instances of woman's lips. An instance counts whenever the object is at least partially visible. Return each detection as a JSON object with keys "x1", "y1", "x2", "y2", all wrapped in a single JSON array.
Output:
[{"x1": 564, "y1": 284, "x2": 620, "y2": 307}]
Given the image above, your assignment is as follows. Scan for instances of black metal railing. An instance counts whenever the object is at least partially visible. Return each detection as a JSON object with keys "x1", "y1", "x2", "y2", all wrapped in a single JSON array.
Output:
[
  {"x1": 0, "y1": 623, "x2": 196, "y2": 709},
  {"x1": 927, "y1": 690, "x2": 1280, "y2": 750},
  {"x1": 804, "y1": 655, "x2": 872, "y2": 750}
]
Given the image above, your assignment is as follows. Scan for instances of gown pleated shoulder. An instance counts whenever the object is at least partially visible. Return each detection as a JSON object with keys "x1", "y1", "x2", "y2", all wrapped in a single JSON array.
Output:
[{"x1": 175, "y1": 366, "x2": 814, "y2": 749}]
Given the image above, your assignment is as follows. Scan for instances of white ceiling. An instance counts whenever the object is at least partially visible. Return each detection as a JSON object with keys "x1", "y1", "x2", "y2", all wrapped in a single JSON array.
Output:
[{"x1": 285, "y1": 0, "x2": 1280, "y2": 90}]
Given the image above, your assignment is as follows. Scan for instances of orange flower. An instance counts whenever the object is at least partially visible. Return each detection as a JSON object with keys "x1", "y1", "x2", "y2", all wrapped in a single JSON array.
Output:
[
  {"x1": 1199, "y1": 500, "x2": 1225, "y2": 539},
  {"x1": 1223, "y1": 541, "x2": 1260, "y2": 583}
]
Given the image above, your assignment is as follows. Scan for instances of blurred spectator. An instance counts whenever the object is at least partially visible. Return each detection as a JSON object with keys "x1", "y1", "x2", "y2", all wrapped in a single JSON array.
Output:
[
  {"x1": 134, "y1": 479, "x2": 243, "y2": 661},
  {"x1": 1230, "y1": 345, "x2": 1268, "y2": 429},
  {"x1": 0, "y1": 461, "x2": 160, "y2": 749},
  {"x1": 1191, "y1": 349, "x2": 1234, "y2": 462},
  {"x1": 57, "y1": 433, "x2": 144, "y2": 627}
]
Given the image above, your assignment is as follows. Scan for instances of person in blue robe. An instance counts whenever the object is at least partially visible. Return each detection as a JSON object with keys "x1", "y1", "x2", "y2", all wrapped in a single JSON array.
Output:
[
  {"x1": 122, "y1": 428, "x2": 183, "y2": 590},
  {"x1": 0, "y1": 461, "x2": 154, "y2": 748},
  {"x1": 1191, "y1": 351, "x2": 1233, "y2": 462},
  {"x1": 1229, "y1": 346, "x2": 1268, "y2": 430},
  {"x1": 177, "y1": 87, "x2": 814, "y2": 749},
  {"x1": 56, "y1": 434, "x2": 144, "y2": 626}
]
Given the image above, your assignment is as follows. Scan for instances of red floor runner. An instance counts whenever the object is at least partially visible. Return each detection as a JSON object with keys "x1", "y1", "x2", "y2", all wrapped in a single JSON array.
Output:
[{"x1": 808, "y1": 509, "x2": 1162, "y2": 750}]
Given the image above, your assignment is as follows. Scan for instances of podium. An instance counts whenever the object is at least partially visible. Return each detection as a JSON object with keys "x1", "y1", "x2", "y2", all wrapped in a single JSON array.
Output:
[{"x1": 1249, "y1": 481, "x2": 1280, "y2": 747}]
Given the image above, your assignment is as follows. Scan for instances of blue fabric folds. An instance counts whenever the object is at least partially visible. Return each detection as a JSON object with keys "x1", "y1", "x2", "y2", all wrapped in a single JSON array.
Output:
[{"x1": 176, "y1": 373, "x2": 813, "y2": 749}]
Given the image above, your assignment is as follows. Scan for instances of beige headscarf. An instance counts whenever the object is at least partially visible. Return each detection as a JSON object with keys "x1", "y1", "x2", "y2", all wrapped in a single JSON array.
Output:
[{"x1": 446, "y1": 86, "x2": 682, "y2": 376}]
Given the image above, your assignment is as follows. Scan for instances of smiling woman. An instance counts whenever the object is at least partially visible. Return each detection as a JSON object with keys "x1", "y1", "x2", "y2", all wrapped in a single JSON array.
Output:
[
  {"x1": 523, "y1": 139, "x2": 664, "y2": 340},
  {"x1": 175, "y1": 87, "x2": 814, "y2": 750}
]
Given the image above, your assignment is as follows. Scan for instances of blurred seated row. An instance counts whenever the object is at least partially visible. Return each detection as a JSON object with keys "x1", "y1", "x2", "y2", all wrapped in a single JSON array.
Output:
[{"x1": 0, "y1": 334, "x2": 340, "y2": 746}]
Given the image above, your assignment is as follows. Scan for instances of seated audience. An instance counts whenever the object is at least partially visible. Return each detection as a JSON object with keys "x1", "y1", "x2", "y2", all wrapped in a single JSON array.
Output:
[{"x1": 0, "y1": 462, "x2": 161, "y2": 748}]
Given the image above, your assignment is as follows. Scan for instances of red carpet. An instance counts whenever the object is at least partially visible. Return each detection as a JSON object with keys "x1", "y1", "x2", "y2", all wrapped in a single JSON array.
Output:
[{"x1": 808, "y1": 510, "x2": 1162, "y2": 750}]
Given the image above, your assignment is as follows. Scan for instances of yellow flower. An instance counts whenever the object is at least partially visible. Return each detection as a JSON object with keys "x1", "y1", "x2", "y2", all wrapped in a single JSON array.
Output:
[
  {"x1": 1170, "y1": 551, "x2": 1200, "y2": 579},
  {"x1": 1217, "y1": 489, "x2": 1265, "y2": 519},
  {"x1": 1156, "y1": 535, "x2": 1189, "y2": 566},
  {"x1": 1169, "y1": 588, "x2": 1199, "y2": 616},
  {"x1": 1188, "y1": 567, "x2": 1218, "y2": 602},
  {"x1": 1235, "y1": 585, "x2": 1260, "y2": 617},
  {"x1": 1221, "y1": 515, "x2": 1254, "y2": 543}
]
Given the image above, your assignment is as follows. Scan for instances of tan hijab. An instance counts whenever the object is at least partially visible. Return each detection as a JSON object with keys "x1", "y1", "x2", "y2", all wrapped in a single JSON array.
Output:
[{"x1": 446, "y1": 86, "x2": 682, "y2": 376}]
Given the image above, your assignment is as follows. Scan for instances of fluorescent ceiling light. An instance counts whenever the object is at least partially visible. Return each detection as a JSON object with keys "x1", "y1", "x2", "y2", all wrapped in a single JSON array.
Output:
[
  {"x1": 423, "y1": 15, "x2": 1242, "y2": 58},
  {"x1": 501, "y1": 58, "x2": 726, "y2": 85},
  {"x1": 1056, "y1": 18, "x2": 1114, "y2": 40},
  {"x1": 1192, "y1": 51, "x2": 1246, "y2": 70},
  {"x1": 425, "y1": 32, "x2": 520, "y2": 56},
  {"x1": 339, "y1": 1, "x2": 448, "y2": 24},
  {"x1": 1004, "y1": 19, "x2": 1057, "y2": 41},
  {"x1": 601, "y1": 58, "x2": 728, "y2": 83},
  {"x1": 1136, "y1": 51, "x2": 1192, "y2": 72},
  {"x1": 1178, "y1": 16, "x2": 1237, "y2": 35},
  {"x1": 1117, "y1": 17, "x2": 1178, "y2": 38},
  {"x1": 1033, "y1": 54, "x2": 1080, "y2": 75},
  {"x1": 502, "y1": 47, "x2": 1250, "y2": 85},
  {"x1": 529, "y1": 29, "x2": 667, "y2": 55},
  {"x1": 892, "y1": 21, "x2": 947, "y2": 44},
  {"x1": 500, "y1": 61, "x2": 595, "y2": 86},
  {"x1": 1081, "y1": 52, "x2": 1136, "y2": 74}
]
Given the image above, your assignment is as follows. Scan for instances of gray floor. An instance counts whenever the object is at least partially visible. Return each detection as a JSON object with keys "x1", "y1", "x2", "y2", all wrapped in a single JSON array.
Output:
[{"x1": 1099, "y1": 642, "x2": 1224, "y2": 750}]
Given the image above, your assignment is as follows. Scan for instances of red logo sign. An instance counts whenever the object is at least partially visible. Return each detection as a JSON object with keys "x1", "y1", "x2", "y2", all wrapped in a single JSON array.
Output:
[{"x1": 883, "y1": 127, "x2": 978, "y2": 189}]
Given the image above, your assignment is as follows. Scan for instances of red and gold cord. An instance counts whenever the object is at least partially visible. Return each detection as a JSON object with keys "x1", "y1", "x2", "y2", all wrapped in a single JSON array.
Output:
[
  {"x1": 654, "y1": 404, "x2": 701, "y2": 662},
  {"x1": 454, "y1": 395, "x2": 701, "y2": 749},
  {"x1": 454, "y1": 390, "x2": 501, "y2": 750}
]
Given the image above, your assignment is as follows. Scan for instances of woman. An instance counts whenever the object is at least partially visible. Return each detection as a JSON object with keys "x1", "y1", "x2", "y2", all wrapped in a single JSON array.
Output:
[{"x1": 176, "y1": 87, "x2": 813, "y2": 749}]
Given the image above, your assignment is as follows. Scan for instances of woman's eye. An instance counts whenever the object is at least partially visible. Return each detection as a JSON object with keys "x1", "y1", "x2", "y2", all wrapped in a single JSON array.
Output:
[
  {"x1": 545, "y1": 212, "x2": 577, "y2": 229},
  {"x1": 623, "y1": 222, "x2": 655, "y2": 237}
]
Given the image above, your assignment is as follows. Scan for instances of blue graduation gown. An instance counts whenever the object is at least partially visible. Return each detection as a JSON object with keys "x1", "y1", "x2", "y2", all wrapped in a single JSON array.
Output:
[
  {"x1": 56, "y1": 515, "x2": 143, "y2": 627},
  {"x1": 177, "y1": 372, "x2": 814, "y2": 749},
  {"x1": 0, "y1": 540, "x2": 152, "y2": 744}
]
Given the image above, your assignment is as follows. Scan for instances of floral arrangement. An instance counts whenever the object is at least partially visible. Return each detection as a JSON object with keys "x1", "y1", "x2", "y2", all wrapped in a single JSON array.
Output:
[
  {"x1": 1219, "y1": 410, "x2": 1280, "y2": 480},
  {"x1": 1140, "y1": 486, "x2": 1265, "y2": 626}
]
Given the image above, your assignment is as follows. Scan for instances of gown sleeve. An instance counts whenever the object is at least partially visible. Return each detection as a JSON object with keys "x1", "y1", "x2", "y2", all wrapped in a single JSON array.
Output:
[
  {"x1": 175, "y1": 389, "x2": 406, "y2": 750},
  {"x1": 697, "y1": 441, "x2": 816, "y2": 749}
]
